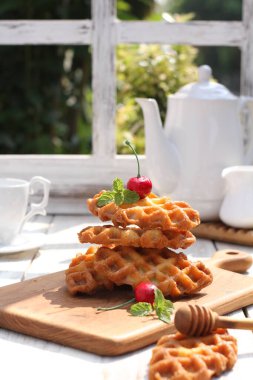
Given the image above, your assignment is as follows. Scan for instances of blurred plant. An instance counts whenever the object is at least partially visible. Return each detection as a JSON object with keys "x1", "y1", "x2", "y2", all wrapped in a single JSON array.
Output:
[
  {"x1": 167, "y1": 0, "x2": 241, "y2": 93},
  {"x1": 0, "y1": 0, "x2": 155, "y2": 154},
  {"x1": 117, "y1": 0, "x2": 155, "y2": 19},
  {"x1": 168, "y1": 0, "x2": 241, "y2": 20},
  {"x1": 0, "y1": 1, "x2": 200, "y2": 155},
  {"x1": 0, "y1": 0, "x2": 199, "y2": 155},
  {"x1": 116, "y1": 44, "x2": 198, "y2": 154},
  {"x1": 0, "y1": 0, "x2": 92, "y2": 154}
]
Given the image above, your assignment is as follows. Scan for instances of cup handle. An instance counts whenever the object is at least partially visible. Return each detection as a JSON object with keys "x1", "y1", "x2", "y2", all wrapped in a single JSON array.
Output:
[{"x1": 20, "y1": 176, "x2": 51, "y2": 230}]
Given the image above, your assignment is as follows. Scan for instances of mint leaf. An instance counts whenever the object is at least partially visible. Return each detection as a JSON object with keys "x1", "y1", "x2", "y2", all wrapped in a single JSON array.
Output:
[
  {"x1": 163, "y1": 299, "x2": 174, "y2": 311},
  {"x1": 123, "y1": 189, "x2": 140, "y2": 204},
  {"x1": 97, "y1": 192, "x2": 114, "y2": 207},
  {"x1": 153, "y1": 288, "x2": 165, "y2": 309},
  {"x1": 153, "y1": 288, "x2": 174, "y2": 324},
  {"x1": 156, "y1": 307, "x2": 173, "y2": 324},
  {"x1": 97, "y1": 177, "x2": 140, "y2": 208},
  {"x1": 113, "y1": 177, "x2": 124, "y2": 192},
  {"x1": 130, "y1": 302, "x2": 153, "y2": 316},
  {"x1": 114, "y1": 191, "x2": 124, "y2": 206}
]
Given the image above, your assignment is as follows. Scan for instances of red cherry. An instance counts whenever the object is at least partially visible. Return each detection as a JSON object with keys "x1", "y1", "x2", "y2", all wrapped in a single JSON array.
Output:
[
  {"x1": 127, "y1": 176, "x2": 152, "y2": 199},
  {"x1": 134, "y1": 282, "x2": 157, "y2": 304},
  {"x1": 125, "y1": 140, "x2": 152, "y2": 198}
]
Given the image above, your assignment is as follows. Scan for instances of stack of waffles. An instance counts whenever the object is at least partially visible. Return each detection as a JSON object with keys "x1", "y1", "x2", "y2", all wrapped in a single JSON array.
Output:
[{"x1": 65, "y1": 192, "x2": 213, "y2": 297}]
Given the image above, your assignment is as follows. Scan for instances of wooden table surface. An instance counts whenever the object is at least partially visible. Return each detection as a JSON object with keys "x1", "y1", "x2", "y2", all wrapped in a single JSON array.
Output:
[{"x1": 1, "y1": 214, "x2": 253, "y2": 379}]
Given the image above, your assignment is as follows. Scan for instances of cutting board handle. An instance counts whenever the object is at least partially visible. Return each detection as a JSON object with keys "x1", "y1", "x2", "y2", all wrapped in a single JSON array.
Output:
[{"x1": 209, "y1": 249, "x2": 253, "y2": 273}]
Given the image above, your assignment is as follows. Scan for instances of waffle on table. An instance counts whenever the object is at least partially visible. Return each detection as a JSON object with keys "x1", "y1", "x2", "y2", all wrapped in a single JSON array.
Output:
[
  {"x1": 65, "y1": 245, "x2": 213, "y2": 297},
  {"x1": 149, "y1": 328, "x2": 237, "y2": 380},
  {"x1": 87, "y1": 192, "x2": 200, "y2": 231},
  {"x1": 78, "y1": 225, "x2": 196, "y2": 249}
]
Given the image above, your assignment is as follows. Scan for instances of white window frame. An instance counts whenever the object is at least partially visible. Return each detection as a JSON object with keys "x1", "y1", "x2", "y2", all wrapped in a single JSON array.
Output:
[{"x1": 0, "y1": 0, "x2": 252, "y2": 213}]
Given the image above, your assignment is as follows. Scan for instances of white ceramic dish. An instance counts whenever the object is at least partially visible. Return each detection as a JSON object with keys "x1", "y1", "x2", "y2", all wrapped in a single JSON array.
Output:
[{"x1": 0, "y1": 232, "x2": 46, "y2": 255}]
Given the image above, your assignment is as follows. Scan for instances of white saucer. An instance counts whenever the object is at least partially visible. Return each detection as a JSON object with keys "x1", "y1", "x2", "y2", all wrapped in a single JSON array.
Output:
[{"x1": 0, "y1": 232, "x2": 46, "y2": 255}]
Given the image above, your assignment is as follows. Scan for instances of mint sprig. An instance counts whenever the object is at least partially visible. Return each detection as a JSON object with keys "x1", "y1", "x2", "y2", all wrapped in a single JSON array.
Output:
[
  {"x1": 96, "y1": 192, "x2": 115, "y2": 207},
  {"x1": 97, "y1": 177, "x2": 140, "y2": 207},
  {"x1": 130, "y1": 288, "x2": 174, "y2": 324},
  {"x1": 113, "y1": 177, "x2": 124, "y2": 192},
  {"x1": 129, "y1": 302, "x2": 153, "y2": 316}
]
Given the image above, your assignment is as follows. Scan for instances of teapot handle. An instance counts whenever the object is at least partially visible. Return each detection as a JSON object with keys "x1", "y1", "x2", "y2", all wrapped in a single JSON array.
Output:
[{"x1": 240, "y1": 96, "x2": 253, "y2": 164}]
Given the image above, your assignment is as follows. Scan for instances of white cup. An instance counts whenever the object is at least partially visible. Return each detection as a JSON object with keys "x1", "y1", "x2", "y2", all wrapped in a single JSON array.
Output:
[{"x1": 0, "y1": 176, "x2": 51, "y2": 245}]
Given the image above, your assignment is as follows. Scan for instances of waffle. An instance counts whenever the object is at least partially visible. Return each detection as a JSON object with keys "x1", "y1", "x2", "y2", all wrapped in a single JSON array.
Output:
[
  {"x1": 78, "y1": 225, "x2": 196, "y2": 249},
  {"x1": 65, "y1": 246, "x2": 212, "y2": 297},
  {"x1": 87, "y1": 192, "x2": 200, "y2": 231},
  {"x1": 149, "y1": 328, "x2": 237, "y2": 380}
]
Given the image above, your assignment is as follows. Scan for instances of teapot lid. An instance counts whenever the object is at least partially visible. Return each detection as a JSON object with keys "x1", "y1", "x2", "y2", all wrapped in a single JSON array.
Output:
[{"x1": 174, "y1": 65, "x2": 236, "y2": 99}]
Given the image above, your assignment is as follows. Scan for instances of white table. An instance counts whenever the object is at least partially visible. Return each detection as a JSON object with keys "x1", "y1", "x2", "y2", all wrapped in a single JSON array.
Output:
[{"x1": 0, "y1": 214, "x2": 253, "y2": 380}]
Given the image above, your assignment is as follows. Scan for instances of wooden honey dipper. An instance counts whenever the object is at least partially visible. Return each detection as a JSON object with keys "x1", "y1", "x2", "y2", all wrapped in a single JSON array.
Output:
[{"x1": 174, "y1": 304, "x2": 253, "y2": 336}]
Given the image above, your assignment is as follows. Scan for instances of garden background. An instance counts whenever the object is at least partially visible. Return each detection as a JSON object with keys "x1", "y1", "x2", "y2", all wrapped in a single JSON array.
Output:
[{"x1": 0, "y1": 0, "x2": 241, "y2": 155}]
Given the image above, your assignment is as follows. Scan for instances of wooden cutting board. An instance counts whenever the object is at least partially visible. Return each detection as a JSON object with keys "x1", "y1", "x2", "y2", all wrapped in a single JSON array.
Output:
[{"x1": 0, "y1": 249, "x2": 253, "y2": 356}]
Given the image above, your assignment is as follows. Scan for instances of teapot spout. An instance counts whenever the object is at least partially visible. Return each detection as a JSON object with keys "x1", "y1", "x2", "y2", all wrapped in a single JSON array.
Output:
[
  {"x1": 136, "y1": 98, "x2": 163, "y2": 132},
  {"x1": 136, "y1": 98, "x2": 181, "y2": 195}
]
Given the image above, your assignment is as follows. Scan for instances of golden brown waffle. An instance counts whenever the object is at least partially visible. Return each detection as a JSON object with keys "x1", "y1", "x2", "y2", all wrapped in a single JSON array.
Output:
[
  {"x1": 78, "y1": 225, "x2": 196, "y2": 249},
  {"x1": 66, "y1": 246, "x2": 114, "y2": 294},
  {"x1": 65, "y1": 246, "x2": 212, "y2": 297},
  {"x1": 149, "y1": 328, "x2": 237, "y2": 380},
  {"x1": 87, "y1": 192, "x2": 200, "y2": 231}
]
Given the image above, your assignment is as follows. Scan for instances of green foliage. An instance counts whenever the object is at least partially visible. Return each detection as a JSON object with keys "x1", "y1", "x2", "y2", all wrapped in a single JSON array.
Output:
[
  {"x1": 0, "y1": 0, "x2": 92, "y2": 154},
  {"x1": 168, "y1": 0, "x2": 241, "y2": 20},
  {"x1": 0, "y1": 45, "x2": 92, "y2": 154},
  {"x1": 117, "y1": 0, "x2": 155, "y2": 20},
  {"x1": 0, "y1": 0, "x2": 198, "y2": 155},
  {"x1": 167, "y1": 0, "x2": 241, "y2": 93},
  {"x1": 0, "y1": 1, "x2": 240, "y2": 154},
  {"x1": 0, "y1": 0, "x2": 156, "y2": 154},
  {"x1": 116, "y1": 44, "x2": 198, "y2": 153}
]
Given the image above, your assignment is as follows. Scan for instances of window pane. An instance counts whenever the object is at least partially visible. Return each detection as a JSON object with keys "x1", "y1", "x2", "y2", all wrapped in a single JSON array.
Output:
[
  {"x1": 196, "y1": 46, "x2": 241, "y2": 94},
  {"x1": 0, "y1": 0, "x2": 91, "y2": 20},
  {"x1": 116, "y1": 43, "x2": 198, "y2": 154},
  {"x1": 117, "y1": 0, "x2": 156, "y2": 20},
  {"x1": 117, "y1": 0, "x2": 242, "y2": 22},
  {"x1": 0, "y1": 45, "x2": 92, "y2": 154},
  {"x1": 160, "y1": 0, "x2": 242, "y2": 21}
]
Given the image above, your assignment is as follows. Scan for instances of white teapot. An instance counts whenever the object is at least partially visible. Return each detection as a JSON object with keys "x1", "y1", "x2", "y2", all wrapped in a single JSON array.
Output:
[{"x1": 137, "y1": 65, "x2": 253, "y2": 220}]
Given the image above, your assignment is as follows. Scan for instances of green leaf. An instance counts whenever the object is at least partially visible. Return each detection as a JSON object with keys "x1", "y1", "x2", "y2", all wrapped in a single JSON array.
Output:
[
  {"x1": 156, "y1": 307, "x2": 173, "y2": 324},
  {"x1": 153, "y1": 289, "x2": 174, "y2": 324},
  {"x1": 155, "y1": 300, "x2": 173, "y2": 319},
  {"x1": 163, "y1": 299, "x2": 174, "y2": 311},
  {"x1": 113, "y1": 177, "x2": 124, "y2": 192},
  {"x1": 123, "y1": 189, "x2": 140, "y2": 204},
  {"x1": 97, "y1": 177, "x2": 140, "y2": 208},
  {"x1": 153, "y1": 288, "x2": 165, "y2": 309},
  {"x1": 130, "y1": 302, "x2": 153, "y2": 316},
  {"x1": 97, "y1": 192, "x2": 114, "y2": 207},
  {"x1": 114, "y1": 191, "x2": 124, "y2": 206}
]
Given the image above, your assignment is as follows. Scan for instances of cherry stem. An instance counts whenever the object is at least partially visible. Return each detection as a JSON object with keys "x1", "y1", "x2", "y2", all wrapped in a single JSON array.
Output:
[
  {"x1": 97, "y1": 298, "x2": 135, "y2": 311},
  {"x1": 125, "y1": 140, "x2": 141, "y2": 178}
]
